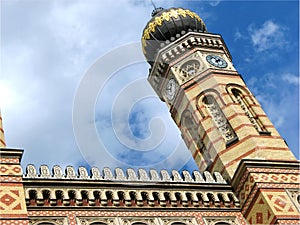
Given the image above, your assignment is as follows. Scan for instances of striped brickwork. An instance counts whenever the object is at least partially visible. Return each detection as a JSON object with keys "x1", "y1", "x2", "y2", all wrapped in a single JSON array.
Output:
[
  {"x1": 0, "y1": 110, "x2": 6, "y2": 147},
  {"x1": 148, "y1": 32, "x2": 296, "y2": 180}
]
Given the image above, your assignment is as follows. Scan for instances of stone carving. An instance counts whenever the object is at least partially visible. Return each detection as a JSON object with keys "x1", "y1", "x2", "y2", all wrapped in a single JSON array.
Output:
[
  {"x1": 138, "y1": 168, "x2": 149, "y2": 181},
  {"x1": 91, "y1": 167, "x2": 102, "y2": 180},
  {"x1": 25, "y1": 187, "x2": 240, "y2": 208},
  {"x1": 204, "y1": 95, "x2": 237, "y2": 142},
  {"x1": 78, "y1": 166, "x2": 89, "y2": 179},
  {"x1": 214, "y1": 172, "x2": 227, "y2": 184},
  {"x1": 233, "y1": 89, "x2": 264, "y2": 133},
  {"x1": 161, "y1": 170, "x2": 171, "y2": 181},
  {"x1": 115, "y1": 167, "x2": 126, "y2": 180},
  {"x1": 204, "y1": 171, "x2": 215, "y2": 183},
  {"x1": 172, "y1": 170, "x2": 183, "y2": 182},
  {"x1": 66, "y1": 166, "x2": 77, "y2": 179},
  {"x1": 182, "y1": 170, "x2": 193, "y2": 182},
  {"x1": 53, "y1": 165, "x2": 64, "y2": 179},
  {"x1": 76, "y1": 217, "x2": 115, "y2": 225},
  {"x1": 23, "y1": 164, "x2": 228, "y2": 184},
  {"x1": 286, "y1": 189, "x2": 300, "y2": 212},
  {"x1": 26, "y1": 164, "x2": 37, "y2": 178},
  {"x1": 103, "y1": 167, "x2": 114, "y2": 180},
  {"x1": 40, "y1": 165, "x2": 51, "y2": 178},
  {"x1": 29, "y1": 217, "x2": 68, "y2": 225},
  {"x1": 203, "y1": 217, "x2": 239, "y2": 225},
  {"x1": 150, "y1": 169, "x2": 161, "y2": 181},
  {"x1": 193, "y1": 171, "x2": 205, "y2": 183},
  {"x1": 127, "y1": 168, "x2": 138, "y2": 181}
]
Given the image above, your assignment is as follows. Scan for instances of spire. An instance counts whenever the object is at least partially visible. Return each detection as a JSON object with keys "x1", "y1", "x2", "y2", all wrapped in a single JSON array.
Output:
[{"x1": 0, "y1": 109, "x2": 6, "y2": 147}]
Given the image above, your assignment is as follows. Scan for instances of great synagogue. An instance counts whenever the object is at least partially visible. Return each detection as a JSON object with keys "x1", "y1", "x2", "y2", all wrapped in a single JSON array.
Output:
[{"x1": 1, "y1": 7, "x2": 299, "y2": 225}]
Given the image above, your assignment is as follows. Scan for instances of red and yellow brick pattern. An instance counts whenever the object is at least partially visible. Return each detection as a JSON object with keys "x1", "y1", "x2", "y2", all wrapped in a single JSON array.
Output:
[{"x1": 0, "y1": 149, "x2": 29, "y2": 223}]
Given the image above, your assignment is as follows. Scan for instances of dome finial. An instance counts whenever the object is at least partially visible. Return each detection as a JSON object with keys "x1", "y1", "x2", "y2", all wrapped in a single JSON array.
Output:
[{"x1": 150, "y1": 0, "x2": 164, "y2": 17}]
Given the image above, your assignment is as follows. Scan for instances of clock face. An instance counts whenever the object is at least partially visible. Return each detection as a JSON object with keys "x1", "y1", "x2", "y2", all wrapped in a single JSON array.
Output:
[
  {"x1": 206, "y1": 55, "x2": 227, "y2": 68},
  {"x1": 165, "y1": 78, "x2": 177, "y2": 101}
]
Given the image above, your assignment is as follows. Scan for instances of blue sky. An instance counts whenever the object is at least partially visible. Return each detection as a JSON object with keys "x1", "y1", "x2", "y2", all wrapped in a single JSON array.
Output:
[{"x1": 1, "y1": 0, "x2": 299, "y2": 174}]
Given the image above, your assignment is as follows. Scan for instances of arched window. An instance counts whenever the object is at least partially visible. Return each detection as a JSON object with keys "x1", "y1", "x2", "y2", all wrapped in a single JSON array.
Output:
[
  {"x1": 105, "y1": 191, "x2": 113, "y2": 206},
  {"x1": 141, "y1": 192, "x2": 149, "y2": 206},
  {"x1": 55, "y1": 190, "x2": 64, "y2": 206},
  {"x1": 129, "y1": 191, "x2": 137, "y2": 206},
  {"x1": 153, "y1": 192, "x2": 160, "y2": 206},
  {"x1": 181, "y1": 110, "x2": 211, "y2": 168},
  {"x1": 42, "y1": 190, "x2": 50, "y2": 206},
  {"x1": 203, "y1": 95, "x2": 237, "y2": 145},
  {"x1": 164, "y1": 192, "x2": 171, "y2": 207},
  {"x1": 232, "y1": 88, "x2": 266, "y2": 133},
  {"x1": 29, "y1": 190, "x2": 37, "y2": 206}
]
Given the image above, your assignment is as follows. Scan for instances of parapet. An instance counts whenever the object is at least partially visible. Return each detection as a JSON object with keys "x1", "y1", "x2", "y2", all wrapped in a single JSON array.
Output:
[{"x1": 23, "y1": 164, "x2": 227, "y2": 184}]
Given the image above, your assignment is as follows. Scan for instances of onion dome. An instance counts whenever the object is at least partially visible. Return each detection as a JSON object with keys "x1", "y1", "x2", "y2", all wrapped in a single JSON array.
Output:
[{"x1": 142, "y1": 7, "x2": 207, "y2": 64}]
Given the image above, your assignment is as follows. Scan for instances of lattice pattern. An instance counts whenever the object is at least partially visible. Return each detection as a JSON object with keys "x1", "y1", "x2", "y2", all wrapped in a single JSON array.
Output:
[
  {"x1": 0, "y1": 164, "x2": 22, "y2": 176},
  {"x1": 0, "y1": 184, "x2": 27, "y2": 218}
]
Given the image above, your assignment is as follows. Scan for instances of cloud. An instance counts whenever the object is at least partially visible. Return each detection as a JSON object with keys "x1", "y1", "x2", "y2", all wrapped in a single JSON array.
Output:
[
  {"x1": 282, "y1": 73, "x2": 299, "y2": 85},
  {"x1": 248, "y1": 20, "x2": 286, "y2": 52}
]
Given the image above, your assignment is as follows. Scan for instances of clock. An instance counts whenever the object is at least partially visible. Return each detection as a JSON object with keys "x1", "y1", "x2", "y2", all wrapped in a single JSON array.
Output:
[
  {"x1": 165, "y1": 78, "x2": 177, "y2": 101},
  {"x1": 206, "y1": 55, "x2": 227, "y2": 68}
]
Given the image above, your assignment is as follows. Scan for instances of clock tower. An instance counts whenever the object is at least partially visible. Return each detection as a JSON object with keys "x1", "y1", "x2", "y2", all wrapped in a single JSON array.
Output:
[
  {"x1": 142, "y1": 7, "x2": 299, "y2": 224},
  {"x1": 142, "y1": 7, "x2": 296, "y2": 180}
]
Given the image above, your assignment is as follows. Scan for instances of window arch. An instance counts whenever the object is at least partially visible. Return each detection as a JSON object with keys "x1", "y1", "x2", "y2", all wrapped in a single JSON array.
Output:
[
  {"x1": 28, "y1": 190, "x2": 37, "y2": 206},
  {"x1": 90, "y1": 223, "x2": 108, "y2": 225},
  {"x1": 131, "y1": 223, "x2": 148, "y2": 225},
  {"x1": 231, "y1": 88, "x2": 267, "y2": 133},
  {"x1": 202, "y1": 95, "x2": 237, "y2": 145},
  {"x1": 215, "y1": 223, "x2": 231, "y2": 225},
  {"x1": 36, "y1": 223, "x2": 56, "y2": 225}
]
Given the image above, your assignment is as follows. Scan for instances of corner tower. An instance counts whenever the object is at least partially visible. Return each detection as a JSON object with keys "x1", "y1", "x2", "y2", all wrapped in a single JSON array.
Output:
[{"x1": 142, "y1": 8, "x2": 296, "y2": 180}]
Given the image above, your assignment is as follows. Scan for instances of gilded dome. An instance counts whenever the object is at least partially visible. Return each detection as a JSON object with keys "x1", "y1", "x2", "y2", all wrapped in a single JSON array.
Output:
[{"x1": 142, "y1": 7, "x2": 207, "y2": 64}]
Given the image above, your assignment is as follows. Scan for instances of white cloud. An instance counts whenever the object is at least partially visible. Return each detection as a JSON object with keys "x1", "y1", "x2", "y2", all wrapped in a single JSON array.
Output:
[
  {"x1": 282, "y1": 73, "x2": 299, "y2": 85},
  {"x1": 248, "y1": 20, "x2": 286, "y2": 52}
]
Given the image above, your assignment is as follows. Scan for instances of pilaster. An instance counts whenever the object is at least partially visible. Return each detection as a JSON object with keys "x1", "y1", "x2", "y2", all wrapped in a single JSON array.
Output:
[
  {"x1": 232, "y1": 159, "x2": 300, "y2": 224},
  {"x1": 0, "y1": 148, "x2": 29, "y2": 224}
]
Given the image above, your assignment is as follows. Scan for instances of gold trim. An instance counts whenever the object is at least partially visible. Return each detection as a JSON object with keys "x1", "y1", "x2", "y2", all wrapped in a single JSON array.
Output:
[{"x1": 142, "y1": 8, "x2": 206, "y2": 55}]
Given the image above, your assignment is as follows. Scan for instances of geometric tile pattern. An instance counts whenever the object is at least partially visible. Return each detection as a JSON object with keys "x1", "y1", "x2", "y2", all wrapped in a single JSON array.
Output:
[
  {"x1": 0, "y1": 220, "x2": 29, "y2": 225},
  {"x1": 239, "y1": 171, "x2": 300, "y2": 206},
  {"x1": 0, "y1": 183, "x2": 28, "y2": 218},
  {"x1": 246, "y1": 192, "x2": 275, "y2": 225},
  {"x1": 245, "y1": 190, "x2": 300, "y2": 225},
  {"x1": 27, "y1": 211, "x2": 249, "y2": 225},
  {"x1": 264, "y1": 190, "x2": 298, "y2": 215},
  {"x1": 252, "y1": 173, "x2": 299, "y2": 183},
  {"x1": 0, "y1": 164, "x2": 22, "y2": 176}
]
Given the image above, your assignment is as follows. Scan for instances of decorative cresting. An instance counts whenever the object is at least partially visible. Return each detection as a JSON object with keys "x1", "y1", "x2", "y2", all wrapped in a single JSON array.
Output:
[
  {"x1": 141, "y1": 7, "x2": 207, "y2": 63},
  {"x1": 23, "y1": 164, "x2": 227, "y2": 183}
]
